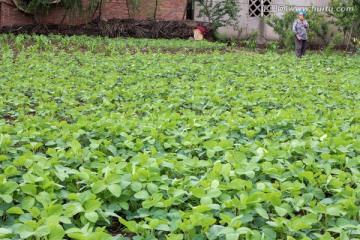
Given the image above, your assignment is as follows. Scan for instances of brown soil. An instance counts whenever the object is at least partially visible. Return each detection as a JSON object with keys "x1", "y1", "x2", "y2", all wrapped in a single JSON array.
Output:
[{"x1": 107, "y1": 216, "x2": 137, "y2": 238}]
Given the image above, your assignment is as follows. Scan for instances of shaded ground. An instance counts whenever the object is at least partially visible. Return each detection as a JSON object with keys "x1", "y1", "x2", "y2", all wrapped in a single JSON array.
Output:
[{"x1": 0, "y1": 19, "x2": 215, "y2": 40}]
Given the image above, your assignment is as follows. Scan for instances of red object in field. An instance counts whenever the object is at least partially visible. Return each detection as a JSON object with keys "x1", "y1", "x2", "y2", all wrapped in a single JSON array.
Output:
[{"x1": 196, "y1": 26, "x2": 207, "y2": 35}]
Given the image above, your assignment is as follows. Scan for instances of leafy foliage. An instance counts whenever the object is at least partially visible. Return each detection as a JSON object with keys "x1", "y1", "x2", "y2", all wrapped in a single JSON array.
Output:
[
  {"x1": 24, "y1": 0, "x2": 52, "y2": 17},
  {"x1": 266, "y1": 11, "x2": 297, "y2": 48},
  {"x1": 1, "y1": 35, "x2": 360, "y2": 239},
  {"x1": 329, "y1": 0, "x2": 360, "y2": 37},
  {"x1": 267, "y1": 1, "x2": 360, "y2": 49},
  {"x1": 353, "y1": 37, "x2": 360, "y2": 52},
  {"x1": 18, "y1": 0, "x2": 85, "y2": 20},
  {"x1": 266, "y1": 10, "x2": 330, "y2": 49}
]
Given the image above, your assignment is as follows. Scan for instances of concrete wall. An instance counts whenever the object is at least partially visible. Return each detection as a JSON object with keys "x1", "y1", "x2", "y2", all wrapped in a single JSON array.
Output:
[
  {"x1": 194, "y1": 0, "x2": 330, "y2": 40},
  {"x1": 0, "y1": 0, "x2": 187, "y2": 26}
]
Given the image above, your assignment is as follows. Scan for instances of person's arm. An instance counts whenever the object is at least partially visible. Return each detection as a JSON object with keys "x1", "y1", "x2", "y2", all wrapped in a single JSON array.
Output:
[
  {"x1": 292, "y1": 21, "x2": 298, "y2": 35},
  {"x1": 304, "y1": 20, "x2": 309, "y2": 28},
  {"x1": 293, "y1": 21, "x2": 301, "y2": 40}
]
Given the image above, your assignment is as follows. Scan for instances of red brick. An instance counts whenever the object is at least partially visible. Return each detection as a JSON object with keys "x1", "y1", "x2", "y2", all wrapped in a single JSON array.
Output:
[
  {"x1": 0, "y1": 0, "x2": 187, "y2": 26},
  {"x1": 1, "y1": 3, "x2": 35, "y2": 26}
]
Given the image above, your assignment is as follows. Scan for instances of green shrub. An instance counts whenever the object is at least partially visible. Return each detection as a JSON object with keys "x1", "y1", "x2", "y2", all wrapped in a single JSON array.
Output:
[
  {"x1": 324, "y1": 30, "x2": 345, "y2": 53},
  {"x1": 329, "y1": 0, "x2": 360, "y2": 38},
  {"x1": 214, "y1": 32, "x2": 230, "y2": 43},
  {"x1": 243, "y1": 30, "x2": 258, "y2": 50},
  {"x1": 266, "y1": 8, "x2": 330, "y2": 49},
  {"x1": 328, "y1": 0, "x2": 360, "y2": 51},
  {"x1": 306, "y1": 10, "x2": 329, "y2": 47},
  {"x1": 266, "y1": 11, "x2": 297, "y2": 48},
  {"x1": 192, "y1": 0, "x2": 241, "y2": 31},
  {"x1": 18, "y1": 0, "x2": 85, "y2": 20},
  {"x1": 266, "y1": 41, "x2": 279, "y2": 52},
  {"x1": 353, "y1": 38, "x2": 360, "y2": 52}
]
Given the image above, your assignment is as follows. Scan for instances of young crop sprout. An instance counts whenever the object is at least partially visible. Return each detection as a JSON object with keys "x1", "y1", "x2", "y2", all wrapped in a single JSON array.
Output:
[
  {"x1": 15, "y1": 35, "x2": 25, "y2": 50},
  {"x1": 293, "y1": 10, "x2": 309, "y2": 58}
]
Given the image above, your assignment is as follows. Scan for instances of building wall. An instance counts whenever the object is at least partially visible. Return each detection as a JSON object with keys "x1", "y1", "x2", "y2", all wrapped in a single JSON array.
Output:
[
  {"x1": 194, "y1": 0, "x2": 330, "y2": 40},
  {"x1": 0, "y1": 0, "x2": 187, "y2": 26},
  {"x1": 1, "y1": 3, "x2": 35, "y2": 26}
]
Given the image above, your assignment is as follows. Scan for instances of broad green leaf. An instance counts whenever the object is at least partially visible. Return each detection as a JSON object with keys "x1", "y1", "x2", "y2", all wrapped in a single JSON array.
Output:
[
  {"x1": 131, "y1": 181, "x2": 142, "y2": 192},
  {"x1": 108, "y1": 184, "x2": 122, "y2": 197},
  {"x1": 154, "y1": 224, "x2": 171, "y2": 232},
  {"x1": 35, "y1": 225, "x2": 50, "y2": 238},
  {"x1": 35, "y1": 192, "x2": 51, "y2": 207},
  {"x1": 191, "y1": 187, "x2": 206, "y2": 198},
  {"x1": 0, "y1": 228, "x2": 12, "y2": 236},
  {"x1": 85, "y1": 211, "x2": 98, "y2": 223},
  {"x1": 71, "y1": 139, "x2": 82, "y2": 153},
  {"x1": 207, "y1": 189, "x2": 222, "y2": 198},
  {"x1": 49, "y1": 224, "x2": 65, "y2": 240},
  {"x1": 22, "y1": 196, "x2": 35, "y2": 210},
  {"x1": 134, "y1": 190, "x2": 149, "y2": 200},
  {"x1": 6, "y1": 206, "x2": 25, "y2": 215},
  {"x1": 274, "y1": 206, "x2": 288, "y2": 217},
  {"x1": 255, "y1": 207, "x2": 269, "y2": 219},
  {"x1": 1, "y1": 181, "x2": 18, "y2": 194},
  {"x1": 21, "y1": 184, "x2": 37, "y2": 196},
  {"x1": 1, "y1": 194, "x2": 13, "y2": 203},
  {"x1": 92, "y1": 180, "x2": 107, "y2": 194},
  {"x1": 16, "y1": 224, "x2": 34, "y2": 239},
  {"x1": 326, "y1": 206, "x2": 342, "y2": 216}
]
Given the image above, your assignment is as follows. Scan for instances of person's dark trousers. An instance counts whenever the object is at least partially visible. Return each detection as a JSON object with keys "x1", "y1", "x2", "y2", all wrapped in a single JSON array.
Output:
[{"x1": 295, "y1": 37, "x2": 307, "y2": 58}]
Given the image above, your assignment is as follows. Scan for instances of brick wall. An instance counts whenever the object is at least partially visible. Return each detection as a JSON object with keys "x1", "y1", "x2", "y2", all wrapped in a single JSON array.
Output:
[
  {"x1": 157, "y1": 0, "x2": 187, "y2": 20},
  {"x1": 103, "y1": 0, "x2": 129, "y2": 20},
  {"x1": 0, "y1": 0, "x2": 187, "y2": 26},
  {"x1": 1, "y1": 3, "x2": 35, "y2": 26}
]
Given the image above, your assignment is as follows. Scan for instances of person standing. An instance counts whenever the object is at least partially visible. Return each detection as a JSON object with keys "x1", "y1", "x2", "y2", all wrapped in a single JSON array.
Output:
[{"x1": 293, "y1": 10, "x2": 309, "y2": 58}]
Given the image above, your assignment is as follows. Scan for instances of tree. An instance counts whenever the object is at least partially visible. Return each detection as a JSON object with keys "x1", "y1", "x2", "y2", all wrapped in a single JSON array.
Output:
[
  {"x1": 192, "y1": 0, "x2": 241, "y2": 31},
  {"x1": 329, "y1": 0, "x2": 360, "y2": 37}
]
